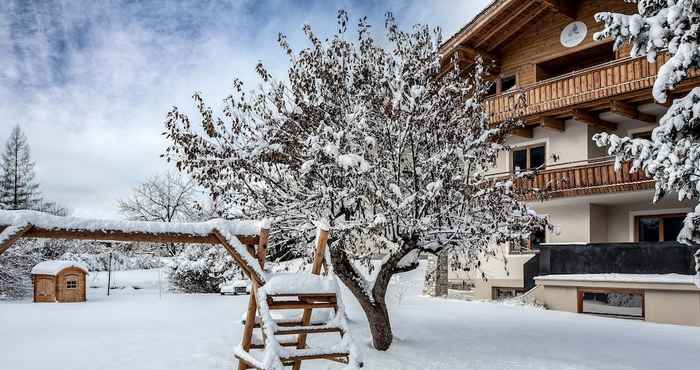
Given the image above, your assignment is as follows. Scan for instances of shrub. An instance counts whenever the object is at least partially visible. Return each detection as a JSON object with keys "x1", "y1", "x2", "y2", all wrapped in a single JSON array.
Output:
[{"x1": 168, "y1": 245, "x2": 241, "y2": 293}]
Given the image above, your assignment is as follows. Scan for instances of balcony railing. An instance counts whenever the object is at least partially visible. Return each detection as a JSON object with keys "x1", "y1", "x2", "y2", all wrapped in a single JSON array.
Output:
[
  {"x1": 491, "y1": 157, "x2": 655, "y2": 201},
  {"x1": 485, "y1": 53, "x2": 680, "y2": 123}
]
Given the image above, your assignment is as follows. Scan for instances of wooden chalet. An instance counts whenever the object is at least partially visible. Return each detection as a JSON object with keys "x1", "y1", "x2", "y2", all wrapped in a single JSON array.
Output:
[{"x1": 437, "y1": 1, "x2": 700, "y2": 327}]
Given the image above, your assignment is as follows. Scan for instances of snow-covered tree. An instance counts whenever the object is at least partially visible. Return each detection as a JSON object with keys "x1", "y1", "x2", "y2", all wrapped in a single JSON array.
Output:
[
  {"x1": 593, "y1": 0, "x2": 700, "y2": 286},
  {"x1": 169, "y1": 245, "x2": 242, "y2": 293},
  {"x1": 0, "y1": 125, "x2": 41, "y2": 210},
  {"x1": 118, "y1": 172, "x2": 200, "y2": 256},
  {"x1": 163, "y1": 11, "x2": 547, "y2": 349}
]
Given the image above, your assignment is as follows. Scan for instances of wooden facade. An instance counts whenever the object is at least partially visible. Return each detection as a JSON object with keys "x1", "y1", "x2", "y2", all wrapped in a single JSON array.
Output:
[
  {"x1": 441, "y1": 0, "x2": 700, "y2": 199},
  {"x1": 32, "y1": 267, "x2": 87, "y2": 303}
]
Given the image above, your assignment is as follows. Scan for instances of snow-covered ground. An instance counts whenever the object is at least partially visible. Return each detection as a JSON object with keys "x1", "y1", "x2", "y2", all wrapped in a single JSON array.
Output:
[{"x1": 2, "y1": 266, "x2": 699, "y2": 370}]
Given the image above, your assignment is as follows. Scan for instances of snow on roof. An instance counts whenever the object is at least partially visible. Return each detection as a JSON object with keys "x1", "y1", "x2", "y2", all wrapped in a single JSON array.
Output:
[
  {"x1": 31, "y1": 260, "x2": 89, "y2": 276},
  {"x1": 535, "y1": 273, "x2": 697, "y2": 285},
  {"x1": 0, "y1": 210, "x2": 267, "y2": 236}
]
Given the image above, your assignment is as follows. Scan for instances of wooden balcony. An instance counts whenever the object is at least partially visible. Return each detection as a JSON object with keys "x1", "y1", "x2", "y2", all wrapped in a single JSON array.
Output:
[
  {"x1": 485, "y1": 53, "x2": 700, "y2": 124},
  {"x1": 493, "y1": 157, "x2": 655, "y2": 201}
]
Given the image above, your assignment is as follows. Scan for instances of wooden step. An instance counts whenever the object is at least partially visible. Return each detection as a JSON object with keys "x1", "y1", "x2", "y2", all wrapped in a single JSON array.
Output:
[
  {"x1": 268, "y1": 293, "x2": 337, "y2": 300},
  {"x1": 252, "y1": 321, "x2": 327, "y2": 329},
  {"x1": 280, "y1": 350, "x2": 350, "y2": 365},
  {"x1": 274, "y1": 325, "x2": 343, "y2": 336},
  {"x1": 267, "y1": 301, "x2": 336, "y2": 310},
  {"x1": 250, "y1": 340, "x2": 298, "y2": 349}
]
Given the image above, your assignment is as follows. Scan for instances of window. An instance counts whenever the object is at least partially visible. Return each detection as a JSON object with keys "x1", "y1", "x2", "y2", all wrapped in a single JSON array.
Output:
[
  {"x1": 579, "y1": 289, "x2": 644, "y2": 318},
  {"x1": 535, "y1": 43, "x2": 615, "y2": 81},
  {"x1": 512, "y1": 144, "x2": 546, "y2": 171},
  {"x1": 500, "y1": 75, "x2": 517, "y2": 92},
  {"x1": 493, "y1": 287, "x2": 524, "y2": 300},
  {"x1": 636, "y1": 214, "x2": 685, "y2": 242},
  {"x1": 66, "y1": 280, "x2": 77, "y2": 289},
  {"x1": 486, "y1": 75, "x2": 517, "y2": 96},
  {"x1": 511, "y1": 228, "x2": 546, "y2": 254}
]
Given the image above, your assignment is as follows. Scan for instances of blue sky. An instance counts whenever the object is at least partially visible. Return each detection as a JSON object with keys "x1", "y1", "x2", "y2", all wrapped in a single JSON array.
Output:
[{"x1": 0, "y1": 0, "x2": 490, "y2": 218}]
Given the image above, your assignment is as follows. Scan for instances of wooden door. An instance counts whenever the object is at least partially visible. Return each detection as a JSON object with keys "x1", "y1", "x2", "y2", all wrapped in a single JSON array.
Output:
[{"x1": 34, "y1": 276, "x2": 55, "y2": 302}]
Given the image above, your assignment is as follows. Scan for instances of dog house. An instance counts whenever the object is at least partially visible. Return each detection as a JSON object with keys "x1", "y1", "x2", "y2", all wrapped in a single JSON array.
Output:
[{"x1": 31, "y1": 260, "x2": 88, "y2": 303}]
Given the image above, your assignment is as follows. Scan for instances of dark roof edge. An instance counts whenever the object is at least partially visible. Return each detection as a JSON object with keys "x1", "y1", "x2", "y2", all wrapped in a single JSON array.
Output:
[{"x1": 439, "y1": 0, "x2": 504, "y2": 54}]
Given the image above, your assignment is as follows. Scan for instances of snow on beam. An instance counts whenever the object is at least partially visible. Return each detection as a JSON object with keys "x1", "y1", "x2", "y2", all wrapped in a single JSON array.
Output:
[
  {"x1": 0, "y1": 210, "x2": 269, "y2": 285},
  {"x1": 0, "y1": 223, "x2": 33, "y2": 256},
  {"x1": 0, "y1": 210, "x2": 262, "y2": 245}
]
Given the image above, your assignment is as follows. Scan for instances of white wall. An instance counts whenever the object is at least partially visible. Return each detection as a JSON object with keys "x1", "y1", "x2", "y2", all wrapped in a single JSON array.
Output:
[
  {"x1": 530, "y1": 202, "x2": 591, "y2": 243},
  {"x1": 605, "y1": 198, "x2": 696, "y2": 242}
]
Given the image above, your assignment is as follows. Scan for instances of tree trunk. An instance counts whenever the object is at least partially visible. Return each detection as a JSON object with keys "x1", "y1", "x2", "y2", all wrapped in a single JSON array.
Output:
[
  {"x1": 329, "y1": 238, "x2": 419, "y2": 351},
  {"x1": 355, "y1": 292, "x2": 393, "y2": 350},
  {"x1": 332, "y1": 252, "x2": 395, "y2": 350}
]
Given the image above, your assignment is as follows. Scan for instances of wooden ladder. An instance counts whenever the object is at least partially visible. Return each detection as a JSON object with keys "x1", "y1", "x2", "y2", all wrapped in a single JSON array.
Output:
[{"x1": 235, "y1": 229, "x2": 359, "y2": 370}]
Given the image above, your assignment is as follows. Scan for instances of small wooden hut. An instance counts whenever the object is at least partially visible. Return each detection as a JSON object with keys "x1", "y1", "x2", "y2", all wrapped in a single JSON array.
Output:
[{"x1": 31, "y1": 261, "x2": 88, "y2": 303}]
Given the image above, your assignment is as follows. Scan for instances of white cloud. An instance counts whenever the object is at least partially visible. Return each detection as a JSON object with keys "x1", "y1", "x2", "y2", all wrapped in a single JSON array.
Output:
[{"x1": 0, "y1": 0, "x2": 490, "y2": 218}]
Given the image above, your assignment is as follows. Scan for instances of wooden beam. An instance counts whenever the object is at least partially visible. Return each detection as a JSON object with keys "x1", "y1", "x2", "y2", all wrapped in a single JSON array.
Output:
[
  {"x1": 572, "y1": 109, "x2": 617, "y2": 131},
  {"x1": 609, "y1": 100, "x2": 656, "y2": 123},
  {"x1": 478, "y1": 3, "x2": 548, "y2": 51},
  {"x1": 0, "y1": 224, "x2": 33, "y2": 257},
  {"x1": 0, "y1": 225, "x2": 260, "y2": 246},
  {"x1": 212, "y1": 229, "x2": 265, "y2": 287},
  {"x1": 540, "y1": 117, "x2": 565, "y2": 131},
  {"x1": 512, "y1": 127, "x2": 533, "y2": 138},
  {"x1": 455, "y1": 46, "x2": 500, "y2": 71},
  {"x1": 540, "y1": 0, "x2": 576, "y2": 20}
]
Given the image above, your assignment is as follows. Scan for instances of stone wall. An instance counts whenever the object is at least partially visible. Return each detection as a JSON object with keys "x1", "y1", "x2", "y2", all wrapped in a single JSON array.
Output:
[{"x1": 423, "y1": 251, "x2": 448, "y2": 297}]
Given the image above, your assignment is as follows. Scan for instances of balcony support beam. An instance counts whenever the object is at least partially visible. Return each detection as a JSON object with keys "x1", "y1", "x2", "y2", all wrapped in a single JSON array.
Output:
[
  {"x1": 512, "y1": 127, "x2": 533, "y2": 138},
  {"x1": 540, "y1": 117, "x2": 565, "y2": 131},
  {"x1": 609, "y1": 100, "x2": 657, "y2": 124},
  {"x1": 454, "y1": 46, "x2": 500, "y2": 71},
  {"x1": 572, "y1": 109, "x2": 617, "y2": 131}
]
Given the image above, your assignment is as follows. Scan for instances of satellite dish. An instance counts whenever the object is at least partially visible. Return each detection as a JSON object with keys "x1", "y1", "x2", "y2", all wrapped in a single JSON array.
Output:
[{"x1": 560, "y1": 21, "x2": 587, "y2": 48}]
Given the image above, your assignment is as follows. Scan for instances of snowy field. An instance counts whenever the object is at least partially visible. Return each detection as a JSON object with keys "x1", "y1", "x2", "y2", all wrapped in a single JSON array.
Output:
[{"x1": 2, "y1": 266, "x2": 700, "y2": 370}]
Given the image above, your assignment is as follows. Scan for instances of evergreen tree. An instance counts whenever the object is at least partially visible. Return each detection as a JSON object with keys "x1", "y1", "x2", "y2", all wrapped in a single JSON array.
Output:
[{"x1": 0, "y1": 125, "x2": 41, "y2": 210}]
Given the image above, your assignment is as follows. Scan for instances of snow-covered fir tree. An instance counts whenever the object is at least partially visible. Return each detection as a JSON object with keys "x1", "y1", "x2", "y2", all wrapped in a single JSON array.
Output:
[
  {"x1": 163, "y1": 11, "x2": 548, "y2": 349},
  {"x1": 0, "y1": 125, "x2": 41, "y2": 210},
  {"x1": 592, "y1": 0, "x2": 700, "y2": 286}
]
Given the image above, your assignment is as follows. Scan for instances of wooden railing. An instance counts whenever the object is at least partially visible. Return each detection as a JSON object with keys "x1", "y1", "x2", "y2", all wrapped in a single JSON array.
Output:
[
  {"x1": 491, "y1": 157, "x2": 655, "y2": 201},
  {"x1": 485, "y1": 53, "x2": 677, "y2": 123}
]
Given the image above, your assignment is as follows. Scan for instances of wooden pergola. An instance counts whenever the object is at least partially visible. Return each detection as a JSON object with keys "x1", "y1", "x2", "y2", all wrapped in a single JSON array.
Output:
[
  {"x1": 0, "y1": 211, "x2": 356, "y2": 369},
  {"x1": 0, "y1": 215, "x2": 268, "y2": 286}
]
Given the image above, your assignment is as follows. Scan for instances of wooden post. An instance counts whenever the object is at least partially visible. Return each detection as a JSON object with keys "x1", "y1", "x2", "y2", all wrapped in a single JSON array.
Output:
[
  {"x1": 238, "y1": 282, "x2": 259, "y2": 370},
  {"x1": 238, "y1": 227, "x2": 269, "y2": 370},
  {"x1": 311, "y1": 229, "x2": 330, "y2": 275},
  {"x1": 257, "y1": 228, "x2": 269, "y2": 269},
  {"x1": 292, "y1": 228, "x2": 330, "y2": 370},
  {"x1": 107, "y1": 249, "x2": 112, "y2": 296}
]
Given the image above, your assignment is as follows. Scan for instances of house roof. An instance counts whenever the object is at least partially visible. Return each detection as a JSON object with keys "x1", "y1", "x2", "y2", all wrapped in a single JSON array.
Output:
[
  {"x1": 31, "y1": 260, "x2": 89, "y2": 276},
  {"x1": 440, "y1": 0, "x2": 565, "y2": 57},
  {"x1": 440, "y1": 0, "x2": 501, "y2": 53}
]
